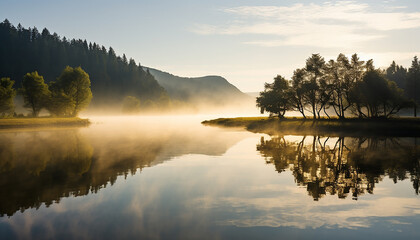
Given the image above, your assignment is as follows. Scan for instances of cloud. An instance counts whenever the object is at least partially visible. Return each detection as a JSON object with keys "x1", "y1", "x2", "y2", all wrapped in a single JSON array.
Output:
[{"x1": 192, "y1": 1, "x2": 420, "y2": 48}]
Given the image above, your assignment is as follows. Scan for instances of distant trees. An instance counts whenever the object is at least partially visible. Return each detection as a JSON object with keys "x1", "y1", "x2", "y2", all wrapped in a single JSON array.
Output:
[
  {"x1": 257, "y1": 53, "x2": 413, "y2": 119},
  {"x1": 385, "y1": 57, "x2": 420, "y2": 117},
  {"x1": 122, "y1": 96, "x2": 141, "y2": 114},
  {"x1": 21, "y1": 71, "x2": 50, "y2": 117},
  {"x1": 406, "y1": 57, "x2": 420, "y2": 116},
  {"x1": 0, "y1": 77, "x2": 16, "y2": 116}
]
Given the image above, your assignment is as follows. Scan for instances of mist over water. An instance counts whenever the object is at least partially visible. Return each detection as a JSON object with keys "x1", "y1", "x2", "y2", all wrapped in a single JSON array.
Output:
[{"x1": 0, "y1": 115, "x2": 419, "y2": 239}]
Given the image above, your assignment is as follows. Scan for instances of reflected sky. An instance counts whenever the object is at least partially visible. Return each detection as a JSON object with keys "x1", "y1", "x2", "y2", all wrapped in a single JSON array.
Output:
[{"x1": 0, "y1": 116, "x2": 419, "y2": 239}]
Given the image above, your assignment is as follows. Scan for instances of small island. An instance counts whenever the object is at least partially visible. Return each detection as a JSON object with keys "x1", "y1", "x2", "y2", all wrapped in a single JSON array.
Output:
[{"x1": 202, "y1": 117, "x2": 420, "y2": 137}]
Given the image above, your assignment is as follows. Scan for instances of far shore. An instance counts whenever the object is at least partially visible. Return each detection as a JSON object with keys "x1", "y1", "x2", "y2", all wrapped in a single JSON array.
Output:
[
  {"x1": 0, "y1": 117, "x2": 90, "y2": 129},
  {"x1": 202, "y1": 117, "x2": 420, "y2": 137}
]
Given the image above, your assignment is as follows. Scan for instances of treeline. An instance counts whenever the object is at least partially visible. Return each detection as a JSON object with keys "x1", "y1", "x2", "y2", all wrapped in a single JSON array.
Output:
[
  {"x1": 0, "y1": 19, "x2": 169, "y2": 107},
  {"x1": 257, "y1": 53, "x2": 420, "y2": 119},
  {"x1": 0, "y1": 66, "x2": 92, "y2": 117}
]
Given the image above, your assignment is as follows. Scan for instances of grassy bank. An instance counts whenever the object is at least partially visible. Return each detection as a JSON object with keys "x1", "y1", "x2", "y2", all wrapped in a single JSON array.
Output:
[
  {"x1": 202, "y1": 117, "x2": 420, "y2": 137},
  {"x1": 0, "y1": 117, "x2": 90, "y2": 129}
]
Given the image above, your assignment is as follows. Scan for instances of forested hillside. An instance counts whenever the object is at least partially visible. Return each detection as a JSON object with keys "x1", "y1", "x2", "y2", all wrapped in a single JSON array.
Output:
[{"x1": 0, "y1": 19, "x2": 168, "y2": 107}]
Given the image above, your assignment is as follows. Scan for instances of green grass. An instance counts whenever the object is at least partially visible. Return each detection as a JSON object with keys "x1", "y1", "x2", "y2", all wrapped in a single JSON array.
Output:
[
  {"x1": 202, "y1": 116, "x2": 420, "y2": 137},
  {"x1": 0, "y1": 117, "x2": 90, "y2": 129}
]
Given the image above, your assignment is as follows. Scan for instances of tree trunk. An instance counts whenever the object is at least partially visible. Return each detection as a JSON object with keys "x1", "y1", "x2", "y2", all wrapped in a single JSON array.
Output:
[{"x1": 312, "y1": 104, "x2": 316, "y2": 119}]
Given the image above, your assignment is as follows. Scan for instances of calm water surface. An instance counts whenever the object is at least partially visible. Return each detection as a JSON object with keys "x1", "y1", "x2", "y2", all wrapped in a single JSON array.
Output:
[{"x1": 0, "y1": 116, "x2": 419, "y2": 239}]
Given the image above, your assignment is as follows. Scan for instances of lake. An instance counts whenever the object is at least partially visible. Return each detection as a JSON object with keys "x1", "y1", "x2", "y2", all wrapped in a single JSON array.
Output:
[{"x1": 0, "y1": 116, "x2": 419, "y2": 240}]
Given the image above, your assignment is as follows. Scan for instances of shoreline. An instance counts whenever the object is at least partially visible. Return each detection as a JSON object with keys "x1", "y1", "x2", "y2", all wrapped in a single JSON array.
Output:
[
  {"x1": 0, "y1": 117, "x2": 90, "y2": 129},
  {"x1": 202, "y1": 117, "x2": 420, "y2": 137}
]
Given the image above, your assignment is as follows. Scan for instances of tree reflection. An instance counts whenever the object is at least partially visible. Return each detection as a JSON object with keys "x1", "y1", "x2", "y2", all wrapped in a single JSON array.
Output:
[
  {"x1": 257, "y1": 135, "x2": 420, "y2": 200},
  {"x1": 0, "y1": 130, "x2": 160, "y2": 217},
  {"x1": 0, "y1": 123, "x2": 247, "y2": 217}
]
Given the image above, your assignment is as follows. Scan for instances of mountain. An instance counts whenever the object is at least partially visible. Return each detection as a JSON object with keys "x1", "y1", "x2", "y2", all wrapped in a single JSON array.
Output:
[
  {"x1": 144, "y1": 67, "x2": 253, "y2": 108},
  {"x1": 0, "y1": 19, "x2": 168, "y2": 108}
]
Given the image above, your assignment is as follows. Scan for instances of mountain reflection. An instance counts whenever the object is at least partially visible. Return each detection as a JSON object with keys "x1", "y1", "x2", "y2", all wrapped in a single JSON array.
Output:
[{"x1": 257, "y1": 135, "x2": 420, "y2": 201}]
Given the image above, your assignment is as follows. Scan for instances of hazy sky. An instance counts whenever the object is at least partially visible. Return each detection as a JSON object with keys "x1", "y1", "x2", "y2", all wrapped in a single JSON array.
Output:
[{"x1": 1, "y1": 0, "x2": 420, "y2": 92}]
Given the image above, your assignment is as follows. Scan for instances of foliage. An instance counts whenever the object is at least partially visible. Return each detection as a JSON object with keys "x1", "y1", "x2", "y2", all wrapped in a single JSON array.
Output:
[
  {"x1": 353, "y1": 70, "x2": 411, "y2": 118},
  {"x1": 122, "y1": 96, "x2": 141, "y2": 114},
  {"x1": 0, "y1": 77, "x2": 16, "y2": 116},
  {"x1": 256, "y1": 75, "x2": 292, "y2": 117},
  {"x1": 258, "y1": 53, "x2": 412, "y2": 119},
  {"x1": 406, "y1": 56, "x2": 420, "y2": 116},
  {"x1": 52, "y1": 66, "x2": 92, "y2": 116},
  {"x1": 386, "y1": 61, "x2": 407, "y2": 89},
  {"x1": 20, "y1": 71, "x2": 50, "y2": 116}
]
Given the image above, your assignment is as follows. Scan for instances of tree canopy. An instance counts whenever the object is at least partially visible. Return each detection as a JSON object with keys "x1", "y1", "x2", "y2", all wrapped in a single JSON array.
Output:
[
  {"x1": 21, "y1": 71, "x2": 50, "y2": 117},
  {"x1": 0, "y1": 77, "x2": 16, "y2": 116},
  {"x1": 53, "y1": 66, "x2": 93, "y2": 116},
  {"x1": 258, "y1": 53, "x2": 414, "y2": 119},
  {"x1": 256, "y1": 75, "x2": 292, "y2": 117}
]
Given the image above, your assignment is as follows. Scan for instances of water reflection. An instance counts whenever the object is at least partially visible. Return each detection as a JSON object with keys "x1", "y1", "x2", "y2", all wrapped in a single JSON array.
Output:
[
  {"x1": 0, "y1": 116, "x2": 250, "y2": 217},
  {"x1": 1, "y1": 117, "x2": 420, "y2": 239},
  {"x1": 257, "y1": 135, "x2": 420, "y2": 201}
]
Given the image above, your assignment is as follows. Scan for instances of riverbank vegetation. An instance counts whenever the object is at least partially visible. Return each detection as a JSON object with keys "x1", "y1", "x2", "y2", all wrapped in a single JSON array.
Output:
[
  {"x1": 257, "y1": 53, "x2": 420, "y2": 119},
  {"x1": 0, "y1": 117, "x2": 90, "y2": 129},
  {"x1": 1, "y1": 66, "x2": 92, "y2": 118},
  {"x1": 202, "y1": 117, "x2": 420, "y2": 137}
]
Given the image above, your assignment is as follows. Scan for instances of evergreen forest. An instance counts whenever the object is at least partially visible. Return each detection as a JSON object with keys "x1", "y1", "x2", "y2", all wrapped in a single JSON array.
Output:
[{"x1": 0, "y1": 19, "x2": 169, "y2": 109}]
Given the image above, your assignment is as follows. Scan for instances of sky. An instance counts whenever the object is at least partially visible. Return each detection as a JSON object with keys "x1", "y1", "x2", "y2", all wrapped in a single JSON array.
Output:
[{"x1": 1, "y1": 0, "x2": 420, "y2": 92}]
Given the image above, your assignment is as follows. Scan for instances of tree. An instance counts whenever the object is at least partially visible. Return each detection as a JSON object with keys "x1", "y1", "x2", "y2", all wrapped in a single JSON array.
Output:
[
  {"x1": 407, "y1": 56, "x2": 420, "y2": 117},
  {"x1": 353, "y1": 70, "x2": 409, "y2": 118},
  {"x1": 54, "y1": 66, "x2": 92, "y2": 116},
  {"x1": 21, "y1": 71, "x2": 49, "y2": 116},
  {"x1": 122, "y1": 96, "x2": 141, "y2": 113},
  {"x1": 46, "y1": 81, "x2": 74, "y2": 116},
  {"x1": 290, "y1": 69, "x2": 307, "y2": 118},
  {"x1": 325, "y1": 54, "x2": 365, "y2": 119},
  {"x1": 0, "y1": 77, "x2": 16, "y2": 116},
  {"x1": 256, "y1": 75, "x2": 292, "y2": 117},
  {"x1": 386, "y1": 61, "x2": 407, "y2": 90},
  {"x1": 303, "y1": 54, "x2": 326, "y2": 118}
]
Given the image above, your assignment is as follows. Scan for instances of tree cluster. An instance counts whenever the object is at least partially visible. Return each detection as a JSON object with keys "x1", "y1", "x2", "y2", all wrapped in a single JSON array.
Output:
[
  {"x1": 386, "y1": 57, "x2": 420, "y2": 116},
  {"x1": 257, "y1": 53, "x2": 417, "y2": 118},
  {"x1": 0, "y1": 19, "x2": 169, "y2": 107},
  {"x1": 1, "y1": 66, "x2": 92, "y2": 117}
]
